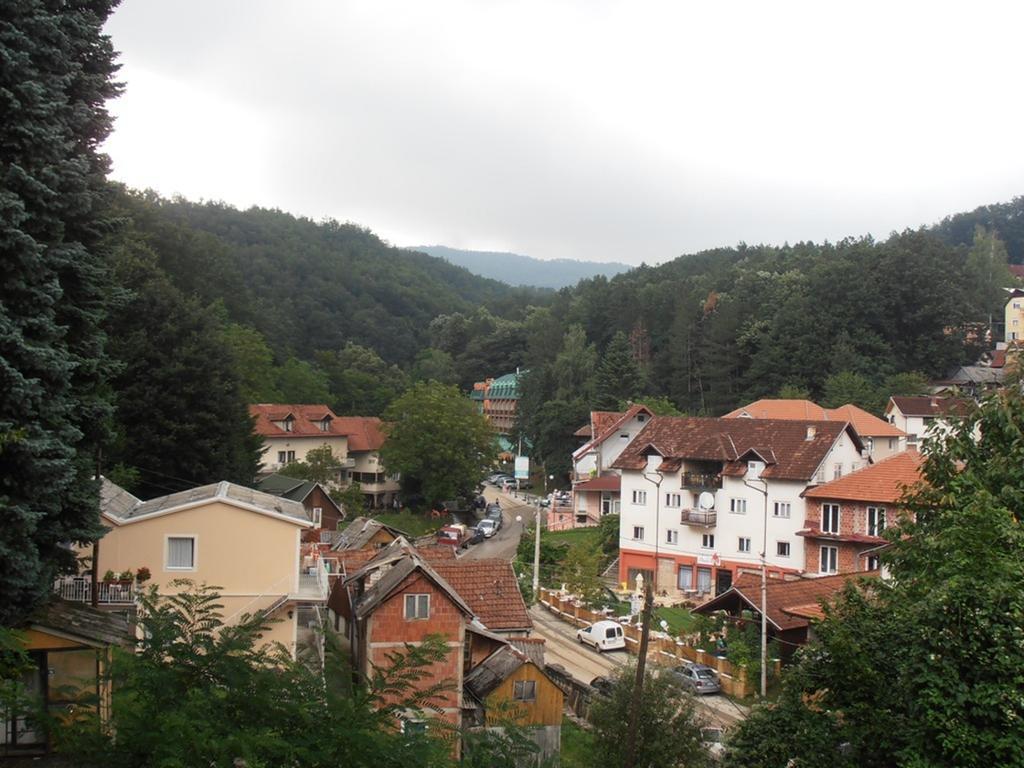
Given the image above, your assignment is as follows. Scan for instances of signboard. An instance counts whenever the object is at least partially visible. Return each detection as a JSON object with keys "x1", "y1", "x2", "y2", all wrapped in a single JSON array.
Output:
[{"x1": 514, "y1": 455, "x2": 530, "y2": 479}]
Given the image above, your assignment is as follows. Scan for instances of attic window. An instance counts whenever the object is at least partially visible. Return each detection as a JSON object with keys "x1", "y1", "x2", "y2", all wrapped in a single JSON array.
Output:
[
  {"x1": 404, "y1": 593, "x2": 430, "y2": 620},
  {"x1": 514, "y1": 680, "x2": 537, "y2": 701},
  {"x1": 319, "y1": 417, "x2": 331, "y2": 432},
  {"x1": 283, "y1": 417, "x2": 294, "y2": 433}
]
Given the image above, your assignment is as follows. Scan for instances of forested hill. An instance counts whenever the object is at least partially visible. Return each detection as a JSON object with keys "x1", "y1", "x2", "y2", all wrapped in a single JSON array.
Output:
[
  {"x1": 929, "y1": 195, "x2": 1024, "y2": 261},
  {"x1": 114, "y1": 188, "x2": 544, "y2": 365},
  {"x1": 410, "y1": 244, "x2": 631, "y2": 288}
]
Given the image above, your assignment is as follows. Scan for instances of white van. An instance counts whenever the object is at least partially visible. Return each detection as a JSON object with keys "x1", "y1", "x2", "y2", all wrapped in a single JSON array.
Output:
[{"x1": 576, "y1": 620, "x2": 626, "y2": 652}]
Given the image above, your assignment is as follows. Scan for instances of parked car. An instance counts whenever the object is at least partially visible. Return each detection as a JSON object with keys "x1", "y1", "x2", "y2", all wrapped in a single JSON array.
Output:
[
  {"x1": 485, "y1": 504, "x2": 503, "y2": 529},
  {"x1": 462, "y1": 529, "x2": 484, "y2": 548},
  {"x1": 576, "y1": 620, "x2": 626, "y2": 652},
  {"x1": 476, "y1": 519, "x2": 498, "y2": 538},
  {"x1": 701, "y1": 727, "x2": 725, "y2": 759},
  {"x1": 487, "y1": 473, "x2": 511, "y2": 485},
  {"x1": 435, "y1": 524, "x2": 470, "y2": 548},
  {"x1": 665, "y1": 663, "x2": 721, "y2": 695},
  {"x1": 589, "y1": 675, "x2": 616, "y2": 698}
]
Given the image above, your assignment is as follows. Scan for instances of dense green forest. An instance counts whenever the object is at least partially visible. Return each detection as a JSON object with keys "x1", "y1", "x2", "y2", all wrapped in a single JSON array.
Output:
[{"x1": 106, "y1": 188, "x2": 1023, "y2": 485}]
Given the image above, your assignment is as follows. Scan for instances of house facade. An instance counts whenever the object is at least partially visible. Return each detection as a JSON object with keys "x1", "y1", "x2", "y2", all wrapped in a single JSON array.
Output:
[
  {"x1": 561, "y1": 405, "x2": 654, "y2": 530},
  {"x1": 725, "y1": 398, "x2": 906, "y2": 461},
  {"x1": 80, "y1": 479, "x2": 328, "y2": 658},
  {"x1": 884, "y1": 396, "x2": 973, "y2": 448},
  {"x1": 256, "y1": 473, "x2": 344, "y2": 542},
  {"x1": 1004, "y1": 287, "x2": 1024, "y2": 342},
  {"x1": 613, "y1": 417, "x2": 865, "y2": 600},
  {"x1": 250, "y1": 404, "x2": 354, "y2": 478},
  {"x1": 332, "y1": 416, "x2": 401, "y2": 508},
  {"x1": 800, "y1": 450, "x2": 924, "y2": 576}
]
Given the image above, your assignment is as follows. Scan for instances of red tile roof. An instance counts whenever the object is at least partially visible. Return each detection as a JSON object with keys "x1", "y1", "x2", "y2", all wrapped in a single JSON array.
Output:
[
  {"x1": 803, "y1": 450, "x2": 925, "y2": 503},
  {"x1": 432, "y1": 559, "x2": 532, "y2": 632},
  {"x1": 612, "y1": 417, "x2": 858, "y2": 481},
  {"x1": 725, "y1": 399, "x2": 904, "y2": 438},
  {"x1": 722, "y1": 571, "x2": 880, "y2": 630},
  {"x1": 573, "y1": 411, "x2": 623, "y2": 438},
  {"x1": 888, "y1": 396, "x2": 973, "y2": 418},
  {"x1": 573, "y1": 405, "x2": 654, "y2": 460},
  {"x1": 331, "y1": 416, "x2": 387, "y2": 452},
  {"x1": 991, "y1": 349, "x2": 1008, "y2": 368},
  {"x1": 250, "y1": 403, "x2": 342, "y2": 437},
  {"x1": 574, "y1": 475, "x2": 621, "y2": 492}
]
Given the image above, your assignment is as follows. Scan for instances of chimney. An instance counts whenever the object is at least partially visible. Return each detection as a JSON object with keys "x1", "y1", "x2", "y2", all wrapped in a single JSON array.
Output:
[{"x1": 806, "y1": 425, "x2": 816, "y2": 441}]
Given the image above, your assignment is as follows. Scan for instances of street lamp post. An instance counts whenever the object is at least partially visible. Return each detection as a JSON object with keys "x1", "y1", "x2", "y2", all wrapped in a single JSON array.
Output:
[
  {"x1": 643, "y1": 466, "x2": 665, "y2": 596},
  {"x1": 532, "y1": 499, "x2": 541, "y2": 599},
  {"x1": 744, "y1": 476, "x2": 769, "y2": 698}
]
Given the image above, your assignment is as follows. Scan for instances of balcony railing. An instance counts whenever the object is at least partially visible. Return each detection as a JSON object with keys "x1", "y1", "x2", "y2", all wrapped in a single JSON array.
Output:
[
  {"x1": 54, "y1": 577, "x2": 135, "y2": 604},
  {"x1": 680, "y1": 509, "x2": 717, "y2": 527},
  {"x1": 680, "y1": 471, "x2": 722, "y2": 489},
  {"x1": 295, "y1": 558, "x2": 329, "y2": 601}
]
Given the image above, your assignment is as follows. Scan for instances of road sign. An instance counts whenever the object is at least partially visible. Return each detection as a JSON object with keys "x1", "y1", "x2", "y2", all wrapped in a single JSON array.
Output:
[{"x1": 514, "y1": 456, "x2": 530, "y2": 479}]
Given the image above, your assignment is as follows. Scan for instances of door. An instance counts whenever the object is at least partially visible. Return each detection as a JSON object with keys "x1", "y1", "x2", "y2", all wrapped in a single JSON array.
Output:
[
  {"x1": 715, "y1": 569, "x2": 733, "y2": 595},
  {"x1": 2, "y1": 654, "x2": 45, "y2": 751}
]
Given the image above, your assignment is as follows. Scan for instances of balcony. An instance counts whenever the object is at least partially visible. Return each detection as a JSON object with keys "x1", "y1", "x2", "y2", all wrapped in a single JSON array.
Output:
[
  {"x1": 680, "y1": 509, "x2": 717, "y2": 527},
  {"x1": 54, "y1": 576, "x2": 135, "y2": 604},
  {"x1": 294, "y1": 557, "x2": 329, "y2": 601},
  {"x1": 680, "y1": 471, "x2": 722, "y2": 489}
]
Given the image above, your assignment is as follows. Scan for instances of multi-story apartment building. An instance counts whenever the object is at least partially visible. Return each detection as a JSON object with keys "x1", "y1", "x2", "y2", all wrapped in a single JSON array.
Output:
[
  {"x1": 612, "y1": 417, "x2": 864, "y2": 599},
  {"x1": 800, "y1": 450, "x2": 924, "y2": 576},
  {"x1": 725, "y1": 398, "x2": 906, "y2": 461},
  {"x1": 1004, "y1": 287, "x2": 1024, "y2": 342},
  {"x1": 471, "y1": 371, "x2": 524, "y2": 456}
]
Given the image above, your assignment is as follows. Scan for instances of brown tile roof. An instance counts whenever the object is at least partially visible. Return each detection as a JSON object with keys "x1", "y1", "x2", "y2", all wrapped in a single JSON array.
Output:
[
  {"x1": 725, "y1": 399, "x2": 904, "y2": 438},
  {"x1": 574, "y1": 475, "x2": 621, "y2": 492},
  {"x1": 250, "y1": 403, "x2": 343, "y2": 437},
  {"x1": 701, "y1": 571, "x2": 880, "y2": 630},
  {"x1": 331, "y1": 416, "x2": 388, "y2": 452},
  {"x1": 611, "y1": 417, "x2": 858, "y2": 482},
  {"x1": 574, "y1": 405, "x2": 655, "y2": 460},
  {"x1": 991, "y1": 349, "x2": 1008, "y2": 368},
  {"x1": 574, "y1": 410, "x2": 624, "y2": 439},
  {"x1": 432, "y1": 559, "x2": 532, "y2": 632},
  {"x1": 888, "y1": 396, "x2": 973, "y2": 418},
  {"x1": 803, "y1": 450, "x2": 925, "y2": 503}
]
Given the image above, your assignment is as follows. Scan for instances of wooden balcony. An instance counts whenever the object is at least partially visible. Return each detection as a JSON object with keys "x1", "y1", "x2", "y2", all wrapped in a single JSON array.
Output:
[
  {"x1": 680, "y1": 509, "x2": 717, "y2": 527},
  {"x1": 680, "y1": 471, "x2": 722, "y2": 489}
]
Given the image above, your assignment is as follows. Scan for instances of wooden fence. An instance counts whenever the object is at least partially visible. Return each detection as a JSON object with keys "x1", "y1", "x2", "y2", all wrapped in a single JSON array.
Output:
[{"x1": 538, "y1": 587, "x2": 779, "y2": 698}]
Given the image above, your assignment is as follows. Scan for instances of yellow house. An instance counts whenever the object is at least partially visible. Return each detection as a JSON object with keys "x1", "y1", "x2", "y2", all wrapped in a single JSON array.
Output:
[
  {"x1": 1004, "y1": 288, "x2": 1024, "y2": 342},
  {"x1": 4, "y1": 601, "x2": 132, "y2": 756},
  {"x1": 87, "y1": 479, "x2": 328, "y2": 657}
]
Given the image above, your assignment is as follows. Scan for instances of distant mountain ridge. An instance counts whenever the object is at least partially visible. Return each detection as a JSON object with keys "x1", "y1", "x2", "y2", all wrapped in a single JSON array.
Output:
[{"x1": 409, "y1": 244, "x2": 632, "y2": 289}]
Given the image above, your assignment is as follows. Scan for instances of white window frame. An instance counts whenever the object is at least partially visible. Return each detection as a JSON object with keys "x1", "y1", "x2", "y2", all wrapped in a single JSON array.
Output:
[
  {"x1": 165, "y1": 535, "x2": 197, "y2": 571},
  {"x1": 632, "y1": 490, "x2": 647, "y2": 505},
  {"x1": 632, "y1": 526, "x2": 645, "y2": 541},
  {"x1": 729, "y1": 498, "x2": 747, "y2": 514},
  {"x1": 404, "y1": 593, "x2": 430, "y2": 620},
  {"x1": 311, "y1": 506, "x2": 323, "y2": 526},
  {"x1": 772, "y1": 501, "x2": 791, "y2": 519},
  {"x1": 701, "y1": 533, "x2": 715, "y2": 549},
  {"x1": 822, "y1": 503, "x2": 840, "y2": 534},
  {"x1": 866, "y1": 555, "x2": 880, "y2": 571},
  {"x1": 832, "y1": 463, "x2": 843, "y2": 480},
  {"x1": 664, "y1": 492, "x2": 682, "y2": 508},
  {"x1": 666, "y1": 529, "x2": 678, "y2": 545},
  {"x1": 738, "y1": 537, "x2": 751, "y2": 553},
  {"x1": 776, "y1": 541, "x2": 791, "y2": 558},
  {"x1": 867, "y1": 506, "x2": 886, "y2": 536},
  {"x1": 820, "y1": 545, "x2": 838, "y2": 574},
  {"x1": 513, "y1": 680, "x2": 537, "y2": 701}
]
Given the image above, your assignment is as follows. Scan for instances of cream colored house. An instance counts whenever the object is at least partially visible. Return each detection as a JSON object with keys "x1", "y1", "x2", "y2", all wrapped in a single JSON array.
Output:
[
  {"x1": 90, "y1": 479, "x2": 328, "y2": 658},
  {"x1": 250, "y1": 404, "x2": 354, "y2": 478},
  {"x1": 1004, "y1": 287, "x2": 1024, "y2": 343}
]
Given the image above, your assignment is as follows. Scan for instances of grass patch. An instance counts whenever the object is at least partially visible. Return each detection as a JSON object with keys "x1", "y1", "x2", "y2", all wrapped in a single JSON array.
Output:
[
  {"x1": 543, "y1": 527, "x2": 602, "y2": 549},
  {"x1": 655, "y1": 604, "x2": 700, "y2": 635},
  {"x1": 369, "y1": 510, "x2": 439, "y2": 538},
  {"x1": 560, "y1": 717, "x2": 596, "y2": 768}
]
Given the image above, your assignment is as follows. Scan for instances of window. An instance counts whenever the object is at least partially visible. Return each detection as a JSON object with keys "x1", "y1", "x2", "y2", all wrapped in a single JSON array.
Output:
[
  {"x1": 632, "y1": 490, "x2": 647, "y2": 505},
  {"x1": 167, "y1": 536, "x2": 195, "y2": 570},
  {"x1": 319, "y1": 418, "x2": 331, "y2": 432},
  {"x1": 696, "y1": 567, "x2": 713, "y2": 593},
  {"x1": 632, "y1": 526, "x2": 645, "y2": 541},
  {"x1": 866, "y1": 555, "x2": 880, "y2": 571},
  {"x1": 277, "y1": 450, "x2": 295, "y2": 465},
  {"x1": 865, "y1": 437, "x2": 874, "y2": 453},
  {"x1": 701, "y1": 533, "x2": 715, "y2": 549},
  {"x1": 822, "y1": 503, "x2": 840, "y2": 534},
  {"x1": 513, "y1": 680, "x2": 537, "y2": 701},
  {"x1": 404, "y1": 594, "x2": 430, "y2": 620},
  {"x1": 666, "y1": 529, "x2": 678, "y2": 545},
  {"x1": 867, "y1": 507, "x2": 886, "y2": 536},
  {"x1": 401, "y1": 719, "x2": 427, "y2": 735},
  {"x1": 620, "y1": 432, "x2": 629, "y2": 440},
  {"x1": 312, "y1": 506, "x2": 323, "y2": 526},
  {"x1": 283, "y1": 417, "x2": 293, "y2": 432},
  {"x1": 747, "y1": 460, "x2": 764, "y2": 478},
  {"x1": 738, "y1": 537, "x2": 751, "y2": 553},
  {"x1": 907, "y1": 433, "x2": 919, "y2": 445},
  {"x1": 772, "y1": 501, "x2": 791, "y2": 519},
  {"x1": 820, "y1": 546, "x2": 838, "y2": 574},
  {"x1": 832, "y1": 463, "x2": 843, "y2": 480},
  {"x1": 665, "y1": 493, "x2": 682, "y2": 508},
  {"x1": 888, "y1": 438, "x2": 896, "y2": 450},
  {"x1": 677, "y1": 566, "x2": 693, "y2": 590},
  {"x1": 729, "y1": 498, "x2": 747, "y2": 514},
  {"x1": 776, "y1": 541, "x2": 791, "y2": 557}
]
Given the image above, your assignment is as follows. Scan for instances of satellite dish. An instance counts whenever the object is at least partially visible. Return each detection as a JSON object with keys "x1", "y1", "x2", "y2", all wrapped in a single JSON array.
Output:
[{"x1": 698, "y1": 491, "x2": 715, "y2": 510}]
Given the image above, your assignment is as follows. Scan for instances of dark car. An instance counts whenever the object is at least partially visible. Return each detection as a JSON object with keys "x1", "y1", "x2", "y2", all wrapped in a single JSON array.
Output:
[
  {"x1": 461, "y1": 529, "x2": 484, "y2": 548},
  {"x1": 665, "y1": 663, "x2": 721, "y2": 695},
  {"x1": 589, "y1": 675, "x2": 616, "y2": 698}
]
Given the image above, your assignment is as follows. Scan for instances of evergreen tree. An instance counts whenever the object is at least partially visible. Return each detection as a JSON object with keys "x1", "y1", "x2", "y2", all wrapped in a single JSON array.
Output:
[
  {"x1": 104, "y1": 237, "x2": 261, "y2": 497},
  {"x1": 595, "y1": 331, "x2": 642, "y2": 409},
  {"x1": 0, "y1": 0, "x2": 121, "y2": 623}
]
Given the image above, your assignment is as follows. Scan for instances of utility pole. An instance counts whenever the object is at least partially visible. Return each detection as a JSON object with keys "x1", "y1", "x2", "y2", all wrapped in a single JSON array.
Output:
[
  {"x1": 624, "y1": 582, "x2": 653, "y2": 768},
  {"x1": 91, "y1": 448, "x2": 102, "y2": 608},
  {"x1": 744, "y1": 475, "x2": 769, "y2": 697},
  {"x1": 532, "y1": 500, "x2": 541, "y2": 600}
]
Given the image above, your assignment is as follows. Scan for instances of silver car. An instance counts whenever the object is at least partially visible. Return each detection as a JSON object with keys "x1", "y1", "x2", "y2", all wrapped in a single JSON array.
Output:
[{"x1": 666, "y1": 663, "x2": 721, "y2": 694}]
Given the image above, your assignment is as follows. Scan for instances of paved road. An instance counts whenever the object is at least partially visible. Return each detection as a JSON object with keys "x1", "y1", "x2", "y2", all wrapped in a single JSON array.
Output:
[
  {"x1": 460, "y1": 484, "x2": 534, "y2": 561},
  {"x1": 528, "y1": 605, "x2": 749, "y2": 728}
]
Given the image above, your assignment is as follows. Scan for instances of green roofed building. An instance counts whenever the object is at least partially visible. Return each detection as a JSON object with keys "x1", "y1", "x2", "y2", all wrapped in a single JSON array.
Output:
[{"x1": 471, "y1": 370, "x2": 525, "y2": 442}]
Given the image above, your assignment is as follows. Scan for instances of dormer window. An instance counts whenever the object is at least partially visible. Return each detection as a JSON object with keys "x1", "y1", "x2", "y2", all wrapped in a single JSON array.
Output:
[
  {"x1": 747, "y1": 460, "x2": 765, "y2": 479},
  {"x1": 283, "y1": 417, "x2": 294, "y2": 433},
  {"x1": 319, "y1": 417, "x2": 331, "y2": 432}
]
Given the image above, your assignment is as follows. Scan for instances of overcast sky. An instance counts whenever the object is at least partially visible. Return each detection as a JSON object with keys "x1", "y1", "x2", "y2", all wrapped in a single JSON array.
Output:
[{"x1": 102, "y1": 1, "x2": 1024, "y2": 265}]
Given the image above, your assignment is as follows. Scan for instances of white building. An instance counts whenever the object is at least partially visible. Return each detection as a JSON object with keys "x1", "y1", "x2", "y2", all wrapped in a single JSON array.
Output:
[
  {"x1": 612, "y1": 416, "x2": 864, "y2": 599},
  {"x1": 884, "y1": 396, "x2": 973, "y2": 449}
]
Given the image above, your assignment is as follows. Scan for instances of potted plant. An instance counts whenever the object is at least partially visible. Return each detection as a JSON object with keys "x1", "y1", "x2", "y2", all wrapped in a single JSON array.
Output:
[
  {"x1": 136, "y1": 566, "x2": 151, "y2": 584},
  {"x1": 102, "y1": 569, "x2": 116, "y2": 582}
]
